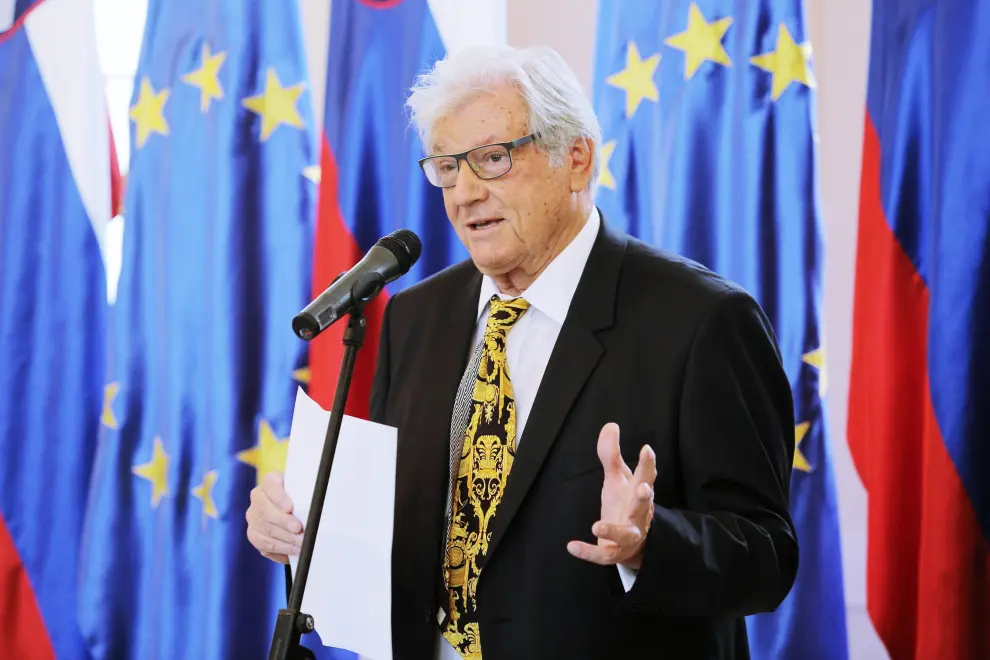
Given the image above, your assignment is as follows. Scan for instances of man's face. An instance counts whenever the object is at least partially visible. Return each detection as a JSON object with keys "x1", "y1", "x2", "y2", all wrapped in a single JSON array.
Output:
[{"x1": 428, "y1": 84, "x2": 578, "y2": 279}]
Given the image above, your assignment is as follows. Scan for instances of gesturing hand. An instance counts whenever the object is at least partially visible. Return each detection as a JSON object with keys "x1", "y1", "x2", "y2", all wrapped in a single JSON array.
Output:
[{"x1": 567, "y1": 423, "x2": 657, "y2": 570}]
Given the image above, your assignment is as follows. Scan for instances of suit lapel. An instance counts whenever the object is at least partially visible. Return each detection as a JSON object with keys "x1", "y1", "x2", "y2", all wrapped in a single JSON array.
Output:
[
  {"x1": 479, "y1": 218, "x2": 627, "y2": 570},
  {"x1": 414, "y1": 270, "x2": 481, "y2": 453},
  {"x1": 392, "y1": 265, "x2": 481, "y2": 604}
]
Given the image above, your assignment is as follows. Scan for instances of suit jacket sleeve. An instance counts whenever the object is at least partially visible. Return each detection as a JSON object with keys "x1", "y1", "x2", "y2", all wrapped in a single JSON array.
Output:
[{"x1": 623, "y1": 288, "x2": 799, "y2": 618}]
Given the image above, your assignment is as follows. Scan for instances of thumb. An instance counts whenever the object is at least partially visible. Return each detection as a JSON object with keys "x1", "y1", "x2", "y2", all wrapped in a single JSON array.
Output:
[
  {"x1": 597, "y1": 423, "x2": 629, "y2": 480},
  {"x1": 262, "y1": 471, "x2": 294, "y2": 513}
]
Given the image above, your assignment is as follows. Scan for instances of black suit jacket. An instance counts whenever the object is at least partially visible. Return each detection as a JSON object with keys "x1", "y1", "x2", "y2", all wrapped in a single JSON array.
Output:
[{"x1": 369, "y1": 217, "x2": 798, "y2": 659}]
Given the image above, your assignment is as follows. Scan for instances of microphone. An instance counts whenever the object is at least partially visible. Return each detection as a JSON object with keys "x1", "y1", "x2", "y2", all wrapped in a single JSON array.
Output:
[{"x1": 292, "y1": 228, "x2": 422, "y2": 340}]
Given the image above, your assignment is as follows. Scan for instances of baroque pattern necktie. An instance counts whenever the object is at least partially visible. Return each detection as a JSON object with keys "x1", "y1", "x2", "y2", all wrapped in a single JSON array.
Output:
[{"x1": 442, "y1": 295, "x2": 530, "y2": 659}]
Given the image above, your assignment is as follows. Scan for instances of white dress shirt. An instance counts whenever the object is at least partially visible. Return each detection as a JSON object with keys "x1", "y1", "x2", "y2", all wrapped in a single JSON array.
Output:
[{"x1": 435, "y1": 208, "x2": 636, "y2": 660}]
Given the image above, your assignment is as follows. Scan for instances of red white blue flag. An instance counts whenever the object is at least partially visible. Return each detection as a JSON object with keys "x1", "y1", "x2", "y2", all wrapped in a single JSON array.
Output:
[
  {"x1": 0, "y1": 0, "x2": 120, "y2": 657},
  {"x1": 848, "y1": 0, "x2": 990, "y2": 657}
]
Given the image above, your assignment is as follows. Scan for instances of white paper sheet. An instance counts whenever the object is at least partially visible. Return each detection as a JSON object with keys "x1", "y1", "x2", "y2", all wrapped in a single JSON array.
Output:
[{"x1": 284, "y1": 387, "x2": 396, "y2": 660}]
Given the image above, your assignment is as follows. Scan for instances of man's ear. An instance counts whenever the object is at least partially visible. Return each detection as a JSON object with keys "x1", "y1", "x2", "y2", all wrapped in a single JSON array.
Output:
[{"x1": 569, "y1": 136, "x2": 595, "y2": 192}]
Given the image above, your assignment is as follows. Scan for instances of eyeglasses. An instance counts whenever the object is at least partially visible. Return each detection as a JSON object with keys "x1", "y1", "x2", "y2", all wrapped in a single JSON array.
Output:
[{"x1": 418, "y1": 134, "x2": 537, "y2": 188}]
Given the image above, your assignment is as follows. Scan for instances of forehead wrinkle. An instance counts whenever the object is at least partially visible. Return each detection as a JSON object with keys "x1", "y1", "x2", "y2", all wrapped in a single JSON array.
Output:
[
  {"x1": 429, "y1": 89, "x2": 528, "y2": 155},
  {"x1": 431, "y1": 133, "x2": 501, "y2": 156}
]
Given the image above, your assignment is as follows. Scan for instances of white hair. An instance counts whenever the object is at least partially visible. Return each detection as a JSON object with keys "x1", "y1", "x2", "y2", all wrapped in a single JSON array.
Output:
[{"x1": 405, "y1": 44, "x2": 603, "y2": 193}]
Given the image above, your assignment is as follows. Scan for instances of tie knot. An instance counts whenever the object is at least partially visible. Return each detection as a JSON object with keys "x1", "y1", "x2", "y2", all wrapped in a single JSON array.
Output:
[{"x1": 485, "y1": 295, "x2": 530, "y2": 334}]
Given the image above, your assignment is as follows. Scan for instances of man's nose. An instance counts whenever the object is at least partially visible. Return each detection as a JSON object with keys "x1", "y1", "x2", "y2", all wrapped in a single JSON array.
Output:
[{"x1": 449, "y1": 160, "x2": 488, "y2": 207}]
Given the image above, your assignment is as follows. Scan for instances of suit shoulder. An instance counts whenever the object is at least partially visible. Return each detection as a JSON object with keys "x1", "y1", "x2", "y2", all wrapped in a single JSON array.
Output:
[
  {"x1": 621, "y1": 235, "x2": 753, "y2": 306},
  {"x1": 387, "y1": 258, "x2": 478, "y2": 314},
  {"x1": 615, "y1": 234, "x2": 781, "y2": 358}
]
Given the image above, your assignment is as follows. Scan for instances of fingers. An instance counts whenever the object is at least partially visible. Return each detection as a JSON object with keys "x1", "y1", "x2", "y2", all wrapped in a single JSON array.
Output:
[
  {"x1": 247, "y1": 524, "x2": 298, "y2": 562},
  {"x1": 597, "y1": 423, "x2": 631, "y2": 481},
  {"x1": 634, "y1": 481, "x2": 654, "y2": 505},
  {"x1": 632, "y1": 444, "x2": 657, "y2": 488},
  {"x1": 592, "y1": 521, "x2": 643, "y2": 548},
  {"x1": 567, "y1": 521, "x2": 647, "y2": 566},
  {"x1": 246, "y1": 477, "x2": 303, "y2": 563},
  {"x1": 261, "y1": 471, "x2": 294, "y2": 513},
  {"x1": 566, "y1": 539, "x2": 624, "y2": 565},
  {"x1": 575, "y1": 429, "x2": 655, "y2": 569},
  {"x1": 250, "y1": 483, "x2": 303, "y2": 533},
  {"x1": 262, "y1": 551, "x2": 290, "y2": 565},
  {"x1": 246, "y1": 505, "x2": 303, "y2": 546}
]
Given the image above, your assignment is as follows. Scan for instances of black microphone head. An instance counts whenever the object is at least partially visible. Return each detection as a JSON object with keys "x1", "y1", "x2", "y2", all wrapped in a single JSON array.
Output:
[{"x1": 376, "y1": 229, "x2": 422, "y2": 271}]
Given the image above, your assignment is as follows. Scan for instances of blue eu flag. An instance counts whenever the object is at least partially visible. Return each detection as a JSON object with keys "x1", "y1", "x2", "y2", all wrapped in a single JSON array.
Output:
[
  {"x1": 593, "y1": 2, "x2": 848, "y2": 658},
  {"x1": 75, "y1": 2, "x2": 347, "y2": 657}
]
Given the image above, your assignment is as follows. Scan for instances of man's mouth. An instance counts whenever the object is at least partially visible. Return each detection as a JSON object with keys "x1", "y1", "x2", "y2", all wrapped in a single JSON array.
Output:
[{"x1": 467, "y1": 218, "x2": 504, "y2": 231}]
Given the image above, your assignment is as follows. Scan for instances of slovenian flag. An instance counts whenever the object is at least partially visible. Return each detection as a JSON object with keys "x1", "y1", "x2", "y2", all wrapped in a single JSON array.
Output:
[
  {"x1": 0, "y1": 0, "x2": 120, "y2": 657},
  {"x1": 848, "y1": 0, "x2": 990, "y2": 657}
]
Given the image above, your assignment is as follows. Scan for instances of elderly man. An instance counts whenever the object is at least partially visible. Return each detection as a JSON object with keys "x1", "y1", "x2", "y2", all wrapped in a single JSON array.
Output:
[{"x1": 247, "y1": 45, "x2": 797, "y2": 659}]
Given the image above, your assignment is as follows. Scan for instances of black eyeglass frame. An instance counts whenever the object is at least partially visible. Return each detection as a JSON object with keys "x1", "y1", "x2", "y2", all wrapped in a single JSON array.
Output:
[{"x1": 417, "y1": 133, "x2": 538, "y2": 188}]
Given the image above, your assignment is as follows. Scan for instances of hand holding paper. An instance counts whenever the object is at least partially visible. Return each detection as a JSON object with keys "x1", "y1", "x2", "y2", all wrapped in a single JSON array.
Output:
[
  {"x1": 246, "y1": 472, "x2": 303, "y2": 564},
  {"x1": 247, "y1": 388, "x2": 397, "y2": 660}
]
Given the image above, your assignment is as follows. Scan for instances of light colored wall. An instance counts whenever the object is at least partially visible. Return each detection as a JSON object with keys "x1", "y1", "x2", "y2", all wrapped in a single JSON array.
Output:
[
  {"x1": 806, "y1": 1, "x2": 887, "y2": 658},
  {"x1": 508, "y1": 0, "x2": 886, "y2": 657}
]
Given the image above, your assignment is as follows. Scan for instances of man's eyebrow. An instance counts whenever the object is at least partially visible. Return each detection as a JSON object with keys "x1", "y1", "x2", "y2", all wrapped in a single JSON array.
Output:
[{"x1": 430, "y1": 135, "x2": 499, "y2": 155}]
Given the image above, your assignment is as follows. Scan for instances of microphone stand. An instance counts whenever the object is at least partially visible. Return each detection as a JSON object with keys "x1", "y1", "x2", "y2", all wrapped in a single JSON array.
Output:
[{"x1": 268, "y1": 296, "x2": 370, "y2": 660}]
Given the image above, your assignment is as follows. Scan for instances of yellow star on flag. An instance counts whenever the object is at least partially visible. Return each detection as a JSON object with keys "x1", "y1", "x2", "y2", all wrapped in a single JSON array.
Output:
[
  {"x1": 191, "y1": 470, "x2": 220, "y2": 519},
  {"x1": 750, "y1": 22, "x2": 815, "y2": 101},
  {"x1": 664, "y1": 3, "x2": 733, "y2": 79},
  {"x1": 129, "y1": 77, "x2": 170, "y2": 149},
  {"x1": 292, "y1": 367, "x2": 311, "y2": 385},
  {"x1": 181, "y1": 43, "x2": 227, "y2": 112},
  {"x1": 802, "y1": 345, "x2": 827, "y2": 397},
  {"x1": 302, "y1": 166, "x2": 322, "y2": 184},
  {"x1": 606, "y1": 42, "x2": 661, "y2": 118},
  {"x1": 133, "y1": 436, "x2": 170, "y2": 507},
  {"x1": 241, "y1": 68, "x2": 306, "y2": 141},
  {"x1": 102, "y1": 382, "x2": 120, "y2": 429},
  {"x1": 794, "y1": 422, "x2": 812, "y2": 473},
  {"x1": 237, "y1": 419, "x2": 289, "y2": 485},
  {"x1": 598, "y1": 140, "x2": 617, "y2": 190}
]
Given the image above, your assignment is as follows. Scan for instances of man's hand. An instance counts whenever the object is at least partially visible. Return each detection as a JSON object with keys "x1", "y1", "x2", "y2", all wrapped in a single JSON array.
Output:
[
  {"x1": 246, "y1": 472, "x2": 303, "y2": 564},
  {"x1": 567, "y1": 423, "x2": 657, "y2": 570}
]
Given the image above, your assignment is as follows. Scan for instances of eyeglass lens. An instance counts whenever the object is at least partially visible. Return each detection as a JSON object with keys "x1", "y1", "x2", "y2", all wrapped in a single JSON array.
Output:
[{"x1": 423, "y1": 144, "x2": 513, "y2": 187}]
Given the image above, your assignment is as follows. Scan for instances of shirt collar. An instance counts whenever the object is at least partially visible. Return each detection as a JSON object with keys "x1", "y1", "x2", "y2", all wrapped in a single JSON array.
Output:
[{"x1": 476, "y1": 206, "x2": 600, "y2": 326}]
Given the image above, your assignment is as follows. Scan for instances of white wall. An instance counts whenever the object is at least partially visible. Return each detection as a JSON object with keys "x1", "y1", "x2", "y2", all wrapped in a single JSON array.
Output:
[
  {"x1": 805, "y1": 1, "x2": 887, "y2": 658},
  {"x1": 93, "y1": 0, "x2": 147, "y2": 175}
]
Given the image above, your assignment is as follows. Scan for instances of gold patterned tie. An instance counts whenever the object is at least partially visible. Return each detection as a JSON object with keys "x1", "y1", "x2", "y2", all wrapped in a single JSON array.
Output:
[{"x1": 442, "y1": 295, "x2": 530, "y2": 659}]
